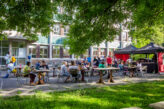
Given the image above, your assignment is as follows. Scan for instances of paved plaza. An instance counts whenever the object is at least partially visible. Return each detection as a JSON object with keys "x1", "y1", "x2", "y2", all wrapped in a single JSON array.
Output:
[{"x1": 0, "y1": 71, "x2": 164, "y2": 97}]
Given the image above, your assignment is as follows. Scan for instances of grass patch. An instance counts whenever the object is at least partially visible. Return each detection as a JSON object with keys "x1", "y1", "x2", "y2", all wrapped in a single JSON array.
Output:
[{"x1": 0, "y1": 81, "x2": 164, "y2": 109}]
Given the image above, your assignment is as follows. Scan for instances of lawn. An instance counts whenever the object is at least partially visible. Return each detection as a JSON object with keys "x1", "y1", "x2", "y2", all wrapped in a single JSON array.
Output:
[{"x1": 0, "y1": 81, "x2": 164, "y2": 109}]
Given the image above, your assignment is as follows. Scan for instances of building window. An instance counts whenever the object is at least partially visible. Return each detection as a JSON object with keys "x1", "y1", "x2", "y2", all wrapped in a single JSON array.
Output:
[
  {"x1": 12, "y1": 41, "x2": 26, "y2": 57},
  {"x1": 29, "y1": 45, "x2": 37, "y2": 58},
  {"x1": 100, "y1": 48, "x2": 105, "y2": 56},
  {"x1": 0, "y1": 40, "x2": 8, "y2": 65},
  {"x1": 53, "y1": 46, "x2": 60, "y2": 58},
  {"x1": 64, "y1": 26, "x2": 69, "y2": 35},
  {"x1": 93, "y1": 48, "x2": 98, "y2": 56},
  {"x1": 63, "y1": 47, "x2": 70, "y2": 58},
  {"x1": 40, "y1": 46, "x2": 48, "y2": 58},
  {"x1": 54, "y1": 25, "x2": 60, "y2": 35}
]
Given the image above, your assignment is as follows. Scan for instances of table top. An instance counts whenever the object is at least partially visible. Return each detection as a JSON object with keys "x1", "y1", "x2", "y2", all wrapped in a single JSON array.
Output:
[
  {"x1": 124, "y1": 66, "x2": 137, "y2": 69},
  {"x1": 94, "y1": 67, "x2": 119, "y2": 70},
  {"x1": 15, "y1": 67, "x2": 23, "y2": 69},
  {"x1": 35, "y1": 69, "x2": 50, "y2": 73}
]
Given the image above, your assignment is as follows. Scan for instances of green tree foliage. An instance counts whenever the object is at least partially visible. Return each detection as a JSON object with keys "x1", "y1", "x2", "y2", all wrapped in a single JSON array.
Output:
[
  {"x1": 57, "y1": 0, "x2": 164, "y2": 55},
  {"x1": 0, "y1": 0, "x2": 57, "y2": 40},
  {"x1": 132, "y1": 24, "x2": 164, "y2": 48}
]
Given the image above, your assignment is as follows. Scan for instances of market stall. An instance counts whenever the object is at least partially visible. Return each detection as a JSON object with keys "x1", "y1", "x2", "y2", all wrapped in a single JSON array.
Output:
[
  {"x1": 132, "y1": 43, "x2": 164, "y2": 74},
  {"x1": 114, "y1": 45, "x2": 137, "y2": 62}
]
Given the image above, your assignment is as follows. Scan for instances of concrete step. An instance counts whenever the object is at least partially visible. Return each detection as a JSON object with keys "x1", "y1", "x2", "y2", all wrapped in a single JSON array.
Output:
[
  {"x1": 121, "y1": 107, "x2": 142, "y2": 109},
  {"x1": 149, "y1": 101, "x2": 164, "y2": 109}
]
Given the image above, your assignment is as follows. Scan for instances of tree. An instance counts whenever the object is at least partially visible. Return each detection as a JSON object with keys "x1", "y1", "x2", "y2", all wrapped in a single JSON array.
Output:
[
  {"x1": 0, "y1": 0, "x2": 57, "y2": 40},
  {"x1": 132, "y1": 24, "x2": 164, "y2": 48},
  {"x1": 57, "y1": 0, "x2": 164, "y2": 55}
]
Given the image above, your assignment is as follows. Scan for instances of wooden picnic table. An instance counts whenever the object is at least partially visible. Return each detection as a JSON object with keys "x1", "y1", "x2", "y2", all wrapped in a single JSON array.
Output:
[
  {"x1": 35, "y1": 69, "x2": 50, "y2": 85},
  {"x1": 124, "y1": 66, "x2": 137, "y2": 77},
  {"x1": 94, "y1": 67, "x2": 119, "y2": 84}
]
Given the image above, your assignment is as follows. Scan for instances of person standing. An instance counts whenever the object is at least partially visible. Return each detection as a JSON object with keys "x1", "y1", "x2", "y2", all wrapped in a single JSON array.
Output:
[
  {"x1": 4, "y1": 52, "x2": 10, "y2": 66},
  {"x1": 93, "y1": 57, "x2": 99, "y2": 67},
  {"x1": 11, "y1": 55, "x2": 16, "y2": 66},
  {"x1": 107, "y1": 56, "x2": 112, "y2": 67},
  {"x1": 61, "y1": 61, "x2": 70, "y2": 82}
]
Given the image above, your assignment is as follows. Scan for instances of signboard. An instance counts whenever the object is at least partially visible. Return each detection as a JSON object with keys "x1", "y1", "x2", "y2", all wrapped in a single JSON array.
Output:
[
  {"x1": 158, "y1": 52, "x2": 164, "y2": 74},
  {"x1": 19, "y1": 48, "x2": 26, "y2": 58}
]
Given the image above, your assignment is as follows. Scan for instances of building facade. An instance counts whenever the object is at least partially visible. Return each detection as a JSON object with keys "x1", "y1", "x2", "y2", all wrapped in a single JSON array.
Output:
[{"x1": 0, "y1": 7, "x2": 131, "y2": 66}]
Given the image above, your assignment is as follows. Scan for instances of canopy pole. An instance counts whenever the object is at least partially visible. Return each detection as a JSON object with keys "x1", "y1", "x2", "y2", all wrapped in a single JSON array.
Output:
[{"x1": 148, "y1": 54, "x2": 149, "y2": 63}]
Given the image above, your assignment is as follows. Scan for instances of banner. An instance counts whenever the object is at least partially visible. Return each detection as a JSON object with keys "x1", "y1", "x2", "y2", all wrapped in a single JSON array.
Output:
[{"x1": 158, "y1": 52, "x2": 164, "y2": 73}]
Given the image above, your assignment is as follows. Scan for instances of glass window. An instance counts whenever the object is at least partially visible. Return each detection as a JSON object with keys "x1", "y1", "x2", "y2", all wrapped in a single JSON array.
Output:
[
  {"x1": 0, "y1": 58, "x2": 6, "y2": 65},
  {"x1": 12, "y1": 48, "x2": 19, "y2": 57},
  {"x1": 40, "y1": 46, "x2": 48, "y2": 58},
  {"x1": 93, "y1": 48, "x2": 98, "y2": 56},
  {"x1": 1, "y1": 41, "x2": 9, "y2": 47},
  {"x1": 53, "y1": 46, "x2": 60, "y2": 58},
  {"x1": 54, "y1": 25, "x2": 60, "y2": 35},
  {"x1": 0, "y1": 41, "x2": 9, "y2": 56},
  {"x1": 63, "y1": 47, "x2": 70, "y2": 58},
  {"x1": 100, "y1": 48, "x2": 105, "y2": 56},
  {"x1": 29, "y1": 45, "x2": 36, "y2": 58},
  {"x1": 64, "y1": 26, "x2": 69, "y2": 35}
]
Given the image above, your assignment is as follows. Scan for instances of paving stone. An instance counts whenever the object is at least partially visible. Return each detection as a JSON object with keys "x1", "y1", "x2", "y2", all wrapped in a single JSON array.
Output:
[
  {"x1": 149, "y1": 101, "x2": 164, "y2": 109},
  {"x1": 121, "y1": 107, "x2": 142, "y2": 109}
]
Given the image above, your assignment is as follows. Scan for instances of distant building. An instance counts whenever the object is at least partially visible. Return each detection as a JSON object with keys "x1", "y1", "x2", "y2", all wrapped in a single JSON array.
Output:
[{"x1": 0, "y1": 7, "x2": 131, "y2": 66}]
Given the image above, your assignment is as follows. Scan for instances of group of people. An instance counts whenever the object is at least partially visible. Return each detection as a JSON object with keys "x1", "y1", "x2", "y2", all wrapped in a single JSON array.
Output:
[
  {"x1": 7, "y1": 60, "x2": 49, "y2": 85},
  {"x1": 57, "y1": 61, "x2": 89, "y2": 82},
  {"x1": 4, "y1": 54, "x2": 145, "y2": 85}
]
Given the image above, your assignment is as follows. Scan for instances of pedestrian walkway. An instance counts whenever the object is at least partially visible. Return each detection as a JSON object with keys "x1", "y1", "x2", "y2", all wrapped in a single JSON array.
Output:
[{"x1": 0, "y1": 73, "x2": 164, "y2": 97}]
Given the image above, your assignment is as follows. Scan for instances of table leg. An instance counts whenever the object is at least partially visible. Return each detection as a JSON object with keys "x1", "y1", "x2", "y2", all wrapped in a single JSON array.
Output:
[
  {"x1": 81, "y1": 70, "x2": 85, "y2": 81},
  {"x1": 53, "y1": 68, "x2": 55, "y2": 77},
  {"x1": 37, "y1": 73, "x2": 44, "y2": 85},
  {"x1": 130, "y1": 69, "x2": 134, "y2": 77},
  {"x1": 97, "y1": 71, "x2": 104, "y2": 84},
  {"x1": 107, "y1": 70, "x2": 110, "y2": 79},
  {"x1": 108, "y1": 70, "x2": 114, "y2": 83}
]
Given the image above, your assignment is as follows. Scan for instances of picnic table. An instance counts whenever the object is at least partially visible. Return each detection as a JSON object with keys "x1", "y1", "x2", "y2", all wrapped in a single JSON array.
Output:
[
  {"x1": 35, "y1": 69, "x2": 50, "y2": 85},
  {"x1": 94, "y1": 67, "x2": 119, "y2": 84},
  {"x1": 15, "y1": 66, "x2": 24, "y2": 76},
  {"x1": 124, "y1": 66, "x2": 137, "y2": 77}
]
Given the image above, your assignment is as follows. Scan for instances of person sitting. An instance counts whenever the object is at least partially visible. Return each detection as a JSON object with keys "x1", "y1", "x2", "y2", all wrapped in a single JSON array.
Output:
[
  {"x1": 137, "y1": 61, "x2": 143, "y2": 76},
  {"x1": 35, "y1": 61, "x2": 41, "y2": 70},
  {"x1": 61, "y1": 61, "x2": 70, "y2": 82},
  {"x1": 69, "y1": 61, "x2": 80, "y2": 81},
  {"x1": 7, "y1": 61, "x2": 14, "y2": 73},
  {"x1": 23, "y1": 62, "x2": 36, "y2": 85},
  {"x1": 118, "y1": 60, "x2": 124, "y2": 71},
  {"x1": 40, "y1": 60, "x2": 49, "y2": 82},
  {"x1": 99, "y1": 61, "x2": 106, "y2": 68},
  {"x1": 93, "y1": 57, "x2": 99, "y2": 68},
  {"x1": 7, "y1": 61, "x2": 16, "y2": 76}
]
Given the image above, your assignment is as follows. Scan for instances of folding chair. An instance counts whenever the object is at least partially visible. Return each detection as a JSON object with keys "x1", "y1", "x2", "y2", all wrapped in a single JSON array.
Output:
[
  {"x1": 0, "y1": 73, "x2": 9, "y2": 89},
  {"x1": 69, "y1": 69, "x2": 81, "y2": 82}
]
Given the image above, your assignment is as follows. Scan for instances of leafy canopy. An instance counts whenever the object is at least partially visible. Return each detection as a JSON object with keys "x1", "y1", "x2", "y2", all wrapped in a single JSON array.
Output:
[
  {"x1": 57, "y1": 0, "x2": 164, "y2": 55},
  {"x1": 0, "y1": 0, "x2": 57, "y2": 40}
]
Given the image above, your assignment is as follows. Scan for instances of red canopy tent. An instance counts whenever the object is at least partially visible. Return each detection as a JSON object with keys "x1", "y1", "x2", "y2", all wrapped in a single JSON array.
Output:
[
  {"x1": 114, "y1": 54, "x2": 130, "y2": 62},
  {"x1": 114, "y1": 45, "x2": 137, "y2": 62}
]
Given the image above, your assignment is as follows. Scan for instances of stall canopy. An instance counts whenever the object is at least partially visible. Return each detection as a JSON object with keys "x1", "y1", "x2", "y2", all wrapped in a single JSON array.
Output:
[
  {"x1": 114, "y1": 45, "x2": 137, "y2": 61},
  {"x1": 114, "y1": 44, "x2": 137, "y2": 54},
  {"x1": 132, "y1": 42, "x2": 164, "y2": 54}
]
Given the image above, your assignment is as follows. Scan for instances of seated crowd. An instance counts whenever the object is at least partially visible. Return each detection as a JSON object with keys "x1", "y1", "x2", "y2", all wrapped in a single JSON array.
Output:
[{"x1": 5, "y1": 56, "x2": 145, "y2": 85}]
